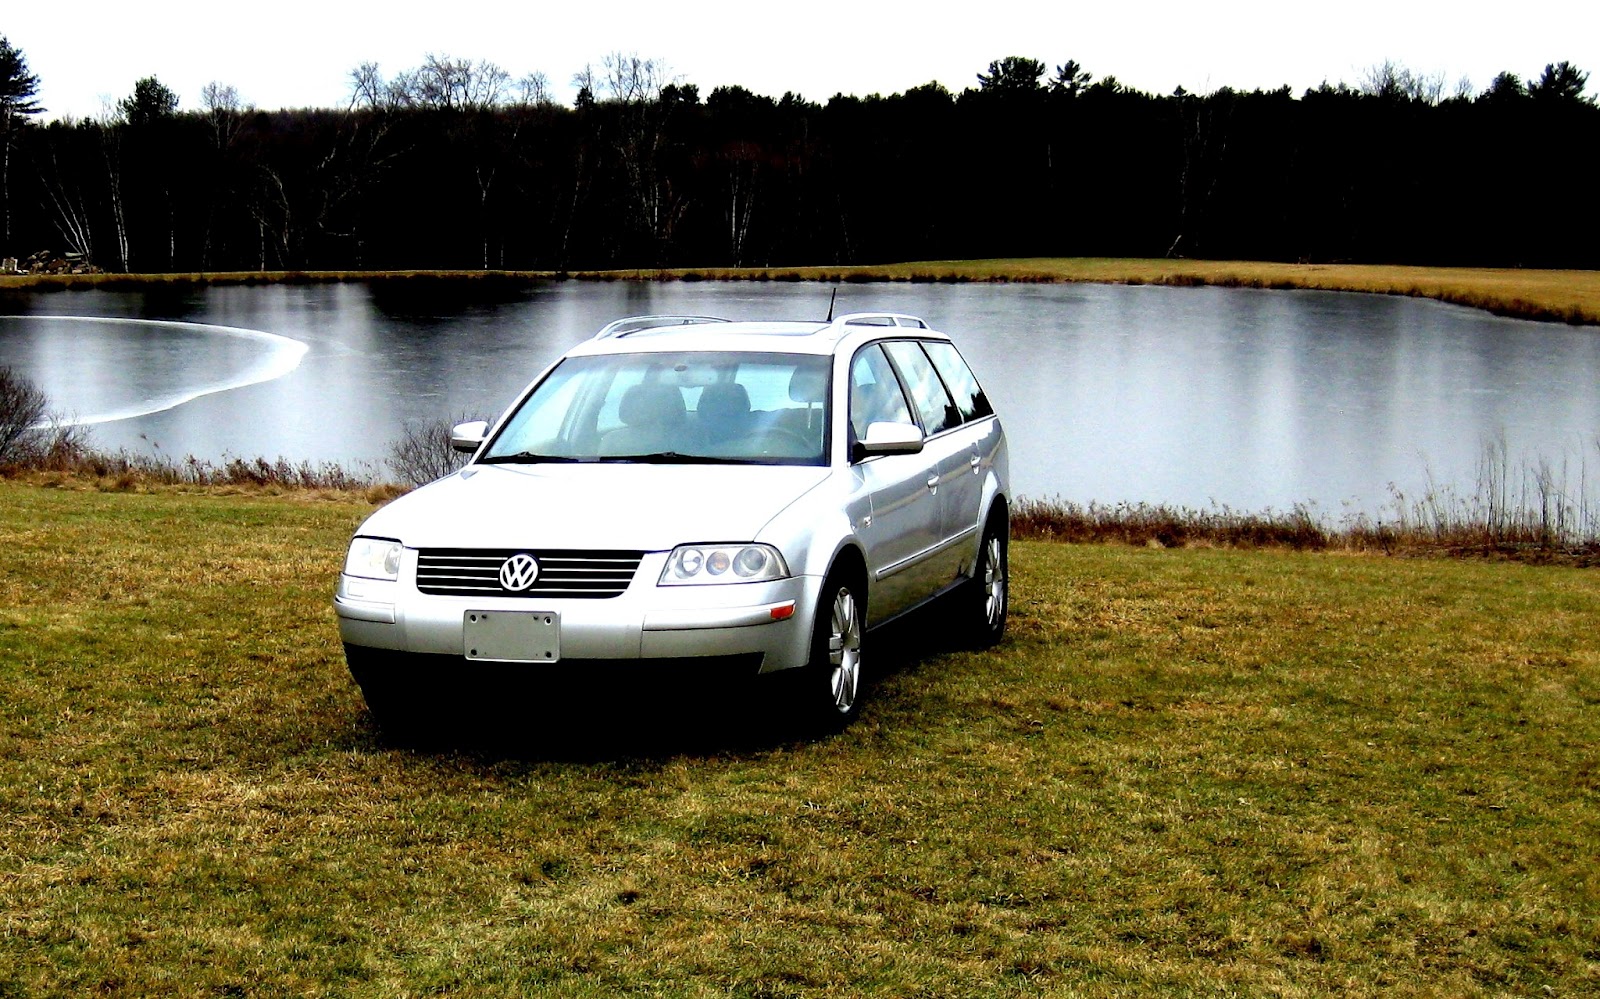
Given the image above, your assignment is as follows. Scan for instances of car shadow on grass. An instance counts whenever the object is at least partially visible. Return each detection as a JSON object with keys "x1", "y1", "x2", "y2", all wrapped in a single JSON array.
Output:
[{"x1": 358, "y1": 598, "x2": 969, "y2": 763}]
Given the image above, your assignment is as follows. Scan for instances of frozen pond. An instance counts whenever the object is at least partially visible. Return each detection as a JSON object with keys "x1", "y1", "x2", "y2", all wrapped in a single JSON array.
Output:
[{"x1": 3, "y1": 280, "x2": 1598, "y2": 514}]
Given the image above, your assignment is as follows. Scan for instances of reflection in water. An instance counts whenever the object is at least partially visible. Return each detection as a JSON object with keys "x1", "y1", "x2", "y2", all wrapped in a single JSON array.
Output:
[{"x1": 2, "y1": 282, "x2": 1598, "y2": 514}]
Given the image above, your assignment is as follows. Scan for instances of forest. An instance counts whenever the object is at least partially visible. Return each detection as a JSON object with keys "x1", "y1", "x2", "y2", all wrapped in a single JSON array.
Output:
[{"x1": 1, "y1": 46, "x2": 1597, "y2": 273}]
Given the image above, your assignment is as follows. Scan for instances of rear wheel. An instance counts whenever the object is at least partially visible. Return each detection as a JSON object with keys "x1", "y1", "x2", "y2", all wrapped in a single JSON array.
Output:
[{"x1": 964, "y1": 513, "x2": 1009, "y2": 647}]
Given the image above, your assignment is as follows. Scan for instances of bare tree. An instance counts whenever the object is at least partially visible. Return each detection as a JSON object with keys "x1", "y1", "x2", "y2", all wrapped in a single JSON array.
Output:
[
  {"x1": 349, "y1": 62, "x2": 393, "y2": 110},
  {"x1": 588, "y1": 52, "x2": 686, "y2": 262},
  {"x1": 250, "y1": 164, "x2": 293, "y2": 268},
  {"x1": 201, "y1": 82, "x2": 247, "y2": 145},
  {"x1": 198, "y1": 82, "x2": 251, "y2": 268},
  {"x1": 1360, "y1": 60, "x2": 1446, "y2": 104},
  {"x1": 249, "y1": 108, "x2": 402, "y2": 270},
  {"x1": 1167, "y1": 89, "x2": 1232, "y2": 258},
  {"x1": 33, "y1": 135, "x2": 95, "y2": 261},
  {"x1": 378, "y1": 55, "x2": 512, "y2": 111},
  {"x1": 93, "y1": 103, "x2": 130, "y2": 270},
  {"x1": 601, "y1": 52, "x2": 669, "y2": 103},
  {"x1": 516, "y1": 71, "x2": 552, "y2": 108},
  {"x1": 719, "y1": 140, "x2": 761, "y2": 266},
  {"x1": 571, "y1": 63, "x2": 598, "y2": 108}
]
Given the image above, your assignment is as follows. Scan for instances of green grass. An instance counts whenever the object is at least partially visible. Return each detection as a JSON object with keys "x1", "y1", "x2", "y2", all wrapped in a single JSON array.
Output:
[
  {"x1": 5, "y1": 258, "x2": 1597, "y2": 326},
  {"x1": 1, "y1": 481, "x2": 1597, "y2": 996}
]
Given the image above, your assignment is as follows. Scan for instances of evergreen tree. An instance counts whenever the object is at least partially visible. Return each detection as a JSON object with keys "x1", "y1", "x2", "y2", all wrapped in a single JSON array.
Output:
[
  {"x1": 976, "y1": 57, "x2": 1046, "y2": 93},
  {"x1": 1528, "y1": 62, "x2": 1592, "y2": 104},
  {"x1": 118, "y1": 76, "x2": 179, "y2": 125},
  {"x1": 0, "y1": 35, "x2": 43, "y2": 252}
]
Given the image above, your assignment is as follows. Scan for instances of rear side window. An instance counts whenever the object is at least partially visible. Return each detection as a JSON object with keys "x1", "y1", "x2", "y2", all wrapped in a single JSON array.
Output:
[
  {"x1": 922, "y1": 341, "x2": 993, "y2": 422},
  {"x1": 883, "y1": 341, "x2": 959, "y2": 435}
]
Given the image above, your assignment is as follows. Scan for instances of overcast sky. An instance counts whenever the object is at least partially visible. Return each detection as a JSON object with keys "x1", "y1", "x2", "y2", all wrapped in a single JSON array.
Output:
[{"x1": 6, "y1": 0, "x2": 1596, "y2": 119}]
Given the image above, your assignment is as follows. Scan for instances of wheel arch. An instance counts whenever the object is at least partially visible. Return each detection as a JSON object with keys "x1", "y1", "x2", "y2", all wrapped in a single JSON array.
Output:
[{"x1": 825, "y1": 540, "x2": 870, "y2": 598}]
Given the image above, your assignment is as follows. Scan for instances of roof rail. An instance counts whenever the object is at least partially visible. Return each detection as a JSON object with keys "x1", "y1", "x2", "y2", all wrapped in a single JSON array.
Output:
[
  {"x1": 831, "y1": 312, "x2": 929, "y2": 330},
  {"x1": 592, "y1": 315, "x2": 731, "y2": 340}
]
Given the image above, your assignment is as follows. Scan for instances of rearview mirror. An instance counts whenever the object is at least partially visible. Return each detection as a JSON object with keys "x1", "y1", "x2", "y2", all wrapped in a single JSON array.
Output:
[
  {"x1": 852, "y1": 421, "x2": 924, "y2": 461},
  {"x1": 450, "y1": 421, "x2": 489, "y2": 454}
]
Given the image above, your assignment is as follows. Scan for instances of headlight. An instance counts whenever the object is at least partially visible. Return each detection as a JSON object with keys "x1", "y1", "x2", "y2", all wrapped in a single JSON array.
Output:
[
  {"x1": 344, "y1": 537, "x2": 403, "y2": 581},
  {"x1": 660, "y1": 544, "x2": 789, "y2": 585}
]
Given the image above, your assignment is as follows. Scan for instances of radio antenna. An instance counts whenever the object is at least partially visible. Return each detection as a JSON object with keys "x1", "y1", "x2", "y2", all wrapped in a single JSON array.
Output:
[{"x1": 826, "y1": 287, "x2": 838, "y2": 322}]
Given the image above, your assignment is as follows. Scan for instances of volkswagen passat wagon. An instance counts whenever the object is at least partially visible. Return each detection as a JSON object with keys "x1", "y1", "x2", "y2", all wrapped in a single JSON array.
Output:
[{"x1": 334, "y1": 312, "x2": 1009, "y2": 734}]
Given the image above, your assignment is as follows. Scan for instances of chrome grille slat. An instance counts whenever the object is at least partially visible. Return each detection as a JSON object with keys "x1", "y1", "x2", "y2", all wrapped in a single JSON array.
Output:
[{"x1": 415, "y1": 549, "x2": 644, "y2": 599}]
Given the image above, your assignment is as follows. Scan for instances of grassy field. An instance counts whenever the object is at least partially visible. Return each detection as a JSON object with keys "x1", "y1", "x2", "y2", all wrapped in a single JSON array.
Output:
[
  {"x1": 1, "y1": 480, "x2": 1597, "y2": 996},
  {"x1": 4, "y1": 258, "x2": 1597, "y2": 327}
]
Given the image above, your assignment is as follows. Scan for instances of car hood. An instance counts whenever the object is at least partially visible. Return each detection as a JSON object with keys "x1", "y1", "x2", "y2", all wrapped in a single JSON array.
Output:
[{"x1": 357, "y1": 462, "x2": 833, "y2": 551}]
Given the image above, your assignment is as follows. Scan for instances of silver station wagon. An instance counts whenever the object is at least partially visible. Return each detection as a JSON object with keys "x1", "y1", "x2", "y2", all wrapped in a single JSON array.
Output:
[{"x1": 335, "y1": 312, "x2": 1009, "y2": 734}]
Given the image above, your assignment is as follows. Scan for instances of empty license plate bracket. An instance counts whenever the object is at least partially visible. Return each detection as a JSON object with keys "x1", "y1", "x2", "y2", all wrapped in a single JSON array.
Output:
[{"x1": 464, "y1": 610, "x2": 560, "y2": 662}]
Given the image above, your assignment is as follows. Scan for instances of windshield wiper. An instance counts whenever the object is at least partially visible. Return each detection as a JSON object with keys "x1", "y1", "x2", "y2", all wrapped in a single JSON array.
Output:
[
  {"x1": 598, "y1": 451, "x2": 748, "y2": 465},
  {"x1": 479, "y1": 452, "x2": 586, "y2": 464}
]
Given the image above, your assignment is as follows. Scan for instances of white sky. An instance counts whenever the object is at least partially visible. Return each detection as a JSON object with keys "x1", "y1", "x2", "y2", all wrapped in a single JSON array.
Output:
[{"x1": 6, "y1": 0, "x2": 1596, "y2": 119}]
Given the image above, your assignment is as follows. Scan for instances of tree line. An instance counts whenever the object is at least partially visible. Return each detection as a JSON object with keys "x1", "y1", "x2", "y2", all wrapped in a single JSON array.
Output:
[{"x1": 1, "y1": 42, "x2": 1596, "y2": 273}]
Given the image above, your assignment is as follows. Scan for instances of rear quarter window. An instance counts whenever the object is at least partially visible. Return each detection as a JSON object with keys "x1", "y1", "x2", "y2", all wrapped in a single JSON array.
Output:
[
  {"x1": 922, "y1": 340, "x2": 993, "y2": 423},
  {"x1": 883, "y1": 341, "x2": 960, "y2": 435}
]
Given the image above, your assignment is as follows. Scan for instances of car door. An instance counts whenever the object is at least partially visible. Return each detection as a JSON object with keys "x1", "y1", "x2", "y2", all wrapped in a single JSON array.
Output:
[
  {"x1": 846, "y1": 343, "x2": 944, "y2": 625},
  {"x1": 881, "y1": 340, "x2": 970, "y2": 594},
  {"x1": 921, "y1": 339, "x2": 1002, "y2": 576}
]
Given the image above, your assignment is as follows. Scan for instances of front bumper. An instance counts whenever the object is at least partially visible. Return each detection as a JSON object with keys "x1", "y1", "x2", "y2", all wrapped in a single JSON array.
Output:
[{"x1": 334, "y1": 549, "x2": 817, "y2": 673}]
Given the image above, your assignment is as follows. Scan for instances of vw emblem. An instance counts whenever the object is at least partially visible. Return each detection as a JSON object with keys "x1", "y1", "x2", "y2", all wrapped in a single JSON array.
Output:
[{"x1": 499, "y1": 553, "x2": 541, "y2": 592}]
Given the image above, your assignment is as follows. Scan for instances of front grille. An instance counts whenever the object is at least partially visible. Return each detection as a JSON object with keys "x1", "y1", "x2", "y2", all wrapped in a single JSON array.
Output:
[{"x1": 416, "y1": 549, "x2": 645, "y2": 599}]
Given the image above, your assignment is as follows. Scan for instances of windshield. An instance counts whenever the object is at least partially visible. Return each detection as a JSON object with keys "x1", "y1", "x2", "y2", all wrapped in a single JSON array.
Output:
[{"x1": 480, "y1": 350, "x2": 831, "y2": 466}]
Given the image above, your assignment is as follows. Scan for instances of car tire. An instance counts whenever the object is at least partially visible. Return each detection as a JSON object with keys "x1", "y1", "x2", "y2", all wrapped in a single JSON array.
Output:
[
  {"x1": 802, "y1": 570, "x2": 866, "y2": 730},
  {"x1": 964, "y1": 511, "x2": 1009, "y2": 648}
]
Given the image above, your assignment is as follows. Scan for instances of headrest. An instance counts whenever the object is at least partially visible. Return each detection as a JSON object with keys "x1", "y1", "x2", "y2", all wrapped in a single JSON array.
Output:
[
  {"x1": 698, "y1": 383, "x2": 751, "y2": 419},
  {"x1": 787, "y1": 366, "x2": 828, "y2": 404},
  {"x1": 618, "y1": 383, "x2": 685, "y2": 427}
]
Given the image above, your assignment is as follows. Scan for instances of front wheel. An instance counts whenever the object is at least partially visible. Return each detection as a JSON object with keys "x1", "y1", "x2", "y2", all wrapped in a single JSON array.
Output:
[
  {"x1": 803, "y1": 574, "x2": 865, "y2": 729},
  {"x1": 963, "y1": 514, "x2": 1009, "y2": 647}
]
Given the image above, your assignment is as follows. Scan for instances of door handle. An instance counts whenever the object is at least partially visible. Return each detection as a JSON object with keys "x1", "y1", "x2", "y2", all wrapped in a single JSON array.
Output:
[
  {"x1": 926, "y1": 475, "x2": 939, "y2": 492},
  {"x1": 969, "y1": 454, "x2": 981, "y2": 471}
]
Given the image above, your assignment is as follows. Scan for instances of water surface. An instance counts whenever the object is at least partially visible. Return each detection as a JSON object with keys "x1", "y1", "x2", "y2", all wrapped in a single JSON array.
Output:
[{"x1": 3, "y1": 281, "x2": 1597, "y2": 514}]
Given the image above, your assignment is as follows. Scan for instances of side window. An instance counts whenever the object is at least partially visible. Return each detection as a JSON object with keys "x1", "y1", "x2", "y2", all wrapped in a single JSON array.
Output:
[
  {"x1": 848, "y1": 345, "x2": 914, "y2": 441},
  {"x1": 922, "y1": 341, "x2": 993, "y2": 423},
  {"x1": 883, "y1": 341, "x2": 959, "y2": 435}
]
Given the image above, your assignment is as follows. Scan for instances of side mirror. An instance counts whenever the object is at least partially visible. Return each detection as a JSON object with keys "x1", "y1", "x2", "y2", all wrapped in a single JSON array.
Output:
[
  {"x1": 852, "y1": 421, "x2": 924, "y2": 461},
  {"x1": 450, "y1": 420, "x2": 489, "y2": 454}
]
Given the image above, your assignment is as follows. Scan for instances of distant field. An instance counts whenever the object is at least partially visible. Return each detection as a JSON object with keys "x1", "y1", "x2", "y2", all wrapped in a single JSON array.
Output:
[
  {"x1": 1, "y1": 480, "x2": 1595, "y2": 996},
  {"x1": 4, "y1": 258, "x2": 1596, "y2": 326}
]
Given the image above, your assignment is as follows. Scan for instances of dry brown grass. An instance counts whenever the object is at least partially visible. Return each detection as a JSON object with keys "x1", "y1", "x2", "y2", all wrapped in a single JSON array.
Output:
[
  {"x1": 5, "y1": 259, "x2": 1597, "y2": 326},
  {"x1": 1, "y1": 482, "x2": 1596, "y2": 996}
]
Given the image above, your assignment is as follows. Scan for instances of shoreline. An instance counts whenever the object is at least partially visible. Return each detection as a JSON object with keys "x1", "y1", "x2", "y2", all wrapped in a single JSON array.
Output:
[
  {"x1": 5, "y1": 464, "x2": 1596, "y2": 567},
  {"x1": 3, "y1": 258, "x2": 1597, "y2": 327}
]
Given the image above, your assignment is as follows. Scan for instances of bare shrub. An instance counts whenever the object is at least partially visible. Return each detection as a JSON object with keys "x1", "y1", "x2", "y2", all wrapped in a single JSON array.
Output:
[
  {"x1": 0, "y1": 367, "x2": 93, "y2": 468},
  {"x1": 1011, "y1": 497, "x2": 1329, "y2": 550},
  {"x1": 0, "y1": 366, "x2": 48, "y2": 462},
  {"x1": 387, "y1": 415, "x2": 478, "y2": 488},
  {"x1": 39, "y1": 449, "x2": 369, "y2": 490}
]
